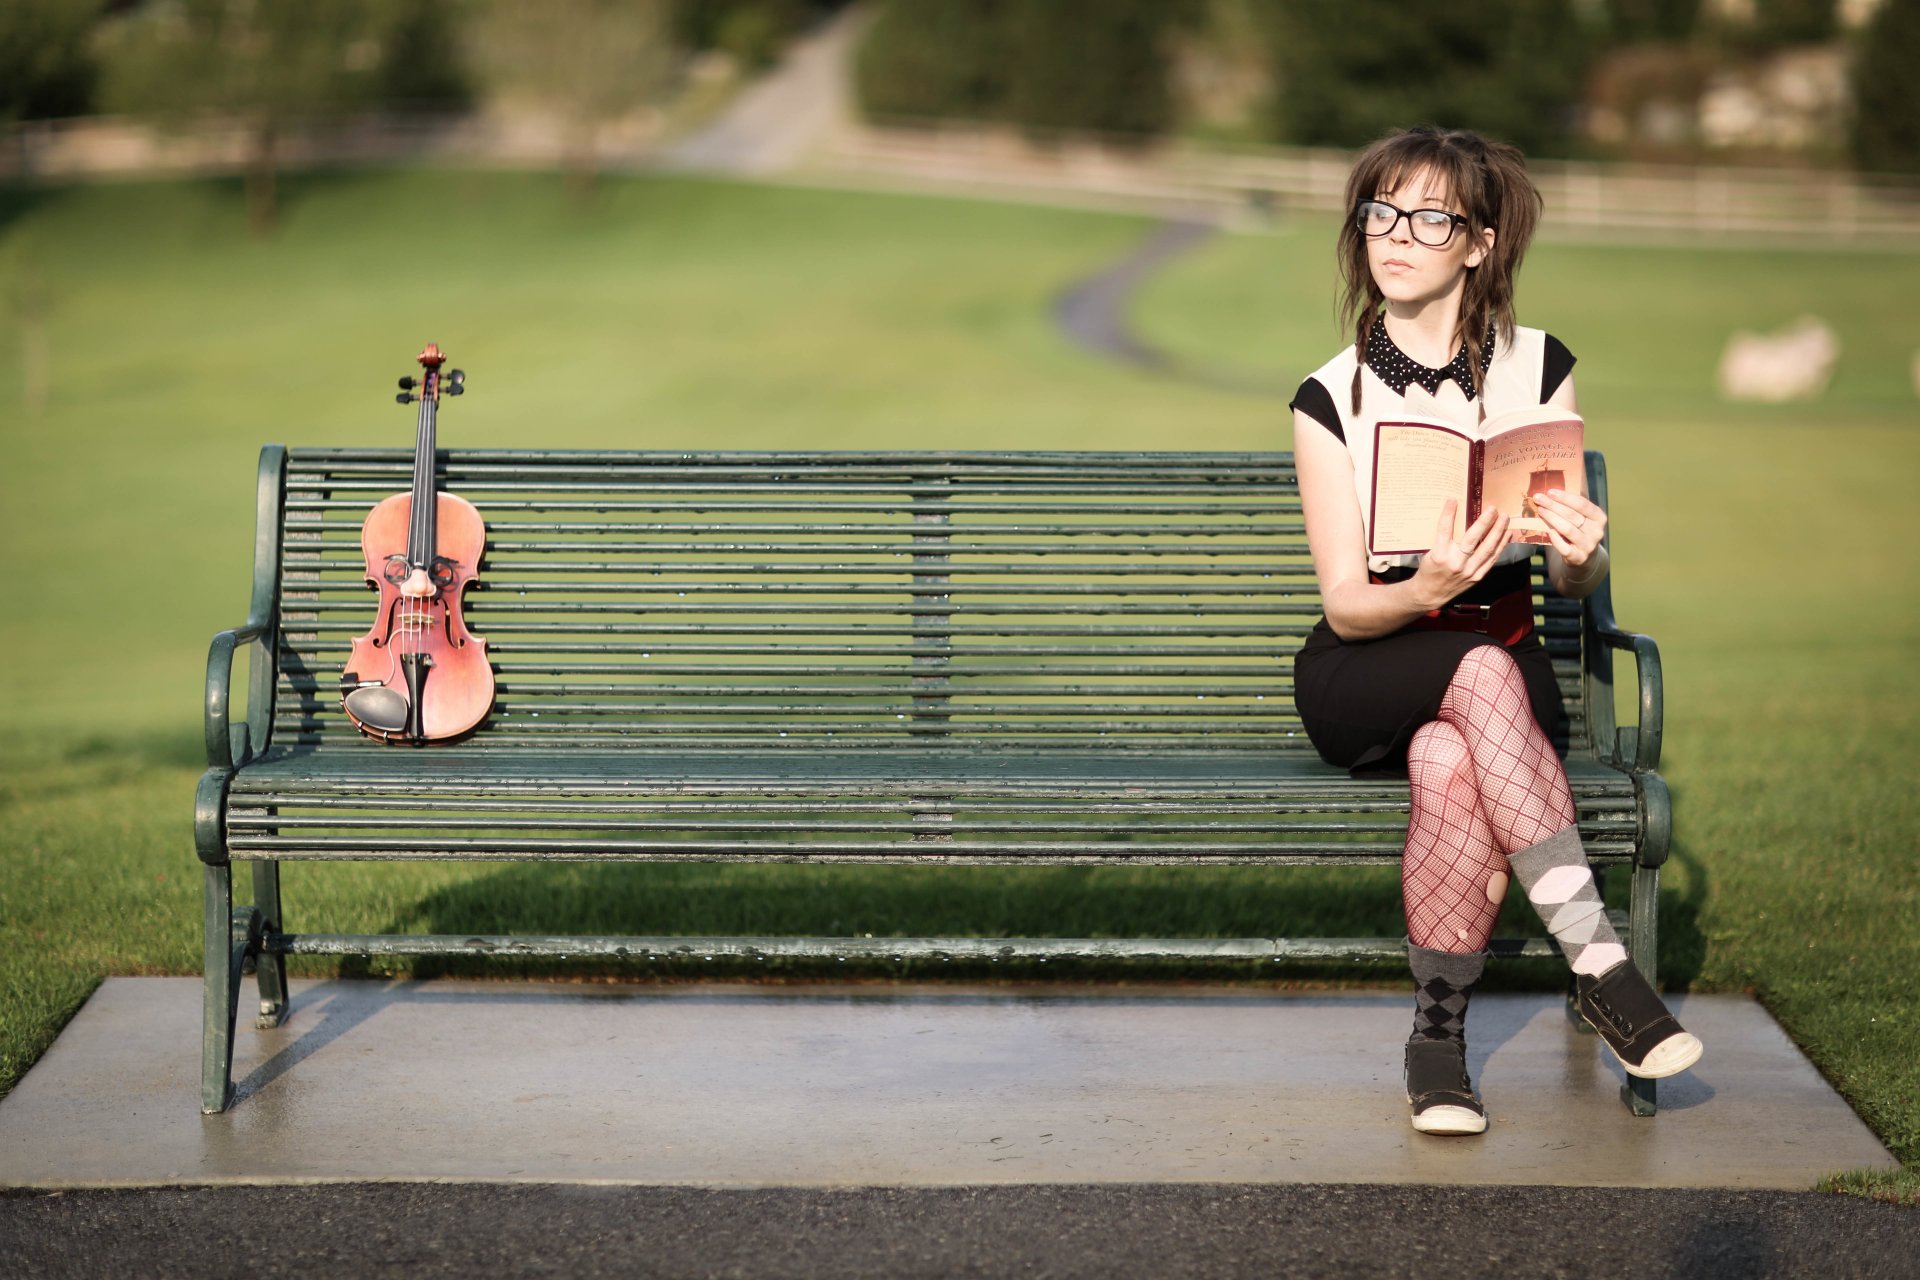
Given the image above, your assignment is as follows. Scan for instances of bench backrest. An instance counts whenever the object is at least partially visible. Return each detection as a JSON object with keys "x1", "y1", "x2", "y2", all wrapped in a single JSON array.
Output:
[{"x1": 268, "y1": 449, "x2": 1587, "y2": 753}]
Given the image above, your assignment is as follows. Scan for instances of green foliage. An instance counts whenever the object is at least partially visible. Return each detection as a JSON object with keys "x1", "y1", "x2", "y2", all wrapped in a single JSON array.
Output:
[
  {"x1": 375, "y1": 0, "x2": 478, "y2": 113},
  {"x1": 1262, "y1": 0, "x2": 1594, "y2": 157},
  {"x1": 0, "y1": 0, "x2": 103, "y2": 124},
  {"x1": 1603, "y1": 0, "x2": 1702, "y2": 42},
  {"x1": 1818, "y1": 1167, "x2": 1920, "y2": 1207},
  {"x1": 94, "y1": 0, "x2": 395, "y2": 232},
  {"x1": 1849, "y1": 0, "x2": 1920, "y2": 173},
  {"x1": 854, "y1": 0, "x2": 1188, "y2": 138},
  {"x1": 855, "y1": 0, "x2": 1014, "y2": 123},
  {"x1": 467, "y1": 0, "x2": 677, "y2": 200},
  {"x1": 1000, "y1": 0, "x2": 1177, "y2": 138},
  {"x1": 675, "y1": 0, "x2": 823, "y2": 70},
  {"x1": 95, "y1": 0, "x2": 388, "y2": 126},
  {"x1": 1746, "y1": 0, "x2": 1838, "y2": 46}
]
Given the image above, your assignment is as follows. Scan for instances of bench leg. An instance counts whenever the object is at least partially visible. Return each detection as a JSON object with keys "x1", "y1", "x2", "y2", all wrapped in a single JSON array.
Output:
[
  {"x1": 202, "y1": 863, "x2": 238, "y2": 1114},
  {"x1": 251, "y1": 860, "x2": 289, "y2": 1029},
  {"x1": 202, "y1": 865, "x2": 263, "y2": 1114},
  {"x1": 1622, "y1": 861, "x2": 1660, "y2": 1118}
]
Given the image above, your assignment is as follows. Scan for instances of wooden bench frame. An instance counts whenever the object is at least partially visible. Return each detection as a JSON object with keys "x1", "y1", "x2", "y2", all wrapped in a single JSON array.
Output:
[{"x1": 196, "y1": 447, "x2": 1668, "y2": 1115}]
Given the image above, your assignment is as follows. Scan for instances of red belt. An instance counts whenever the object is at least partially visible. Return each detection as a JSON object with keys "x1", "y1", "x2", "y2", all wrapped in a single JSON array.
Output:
[{"x1": 1404, "y1": 588, "x2": 1535, "y2": 646}]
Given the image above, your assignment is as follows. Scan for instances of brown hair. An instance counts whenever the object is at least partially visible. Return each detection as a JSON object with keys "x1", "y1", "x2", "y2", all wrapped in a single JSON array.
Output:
[{"x1": 1337, "y1": 126, "x2": 1542, "y2": 414}]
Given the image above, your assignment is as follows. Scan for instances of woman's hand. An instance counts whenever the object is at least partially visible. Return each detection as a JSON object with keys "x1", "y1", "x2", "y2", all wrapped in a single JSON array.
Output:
[
  {"x1": 1413, "y1": 500, "x2": 1510, "y2": 609},
  {"x1": 1534, "y1": 488, "x2": 1606, "y2": 568}
]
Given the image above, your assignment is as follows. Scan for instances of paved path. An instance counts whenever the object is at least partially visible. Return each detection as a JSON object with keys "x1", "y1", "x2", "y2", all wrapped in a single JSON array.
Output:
[
  {"x1": 1053, "y1": 219, "x2": 1290, "y2": 397},
  {"x1": 5, "y1": 1182, "x2": 1917, "y2": 1278},
  {"x1": 0, "y1": 979, "x2": 1894, "y2": 1190},
  {"x1": 660, "y1": 6, "x2": 867, "y2": 174}
]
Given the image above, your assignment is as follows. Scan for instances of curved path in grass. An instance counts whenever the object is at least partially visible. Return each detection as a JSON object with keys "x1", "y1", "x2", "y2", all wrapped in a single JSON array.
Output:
[{"x1": 1054, "y1": 219, "x2": 1292, "y2": 398}]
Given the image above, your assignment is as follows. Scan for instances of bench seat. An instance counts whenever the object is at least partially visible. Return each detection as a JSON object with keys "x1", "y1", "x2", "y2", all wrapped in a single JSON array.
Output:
[{"x1": 224, "y1": 746, "x2": 1643, "y2": 866}]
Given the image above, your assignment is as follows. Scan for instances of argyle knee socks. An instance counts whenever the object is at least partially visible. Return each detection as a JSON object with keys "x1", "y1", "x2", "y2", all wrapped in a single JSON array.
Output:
[
  {"x1": 1506, "y1": 825, "x2": 1629, "y2": 977},
  {"x1": 1407, "y1": 940, "x2": 1486, "y2": 1043}
]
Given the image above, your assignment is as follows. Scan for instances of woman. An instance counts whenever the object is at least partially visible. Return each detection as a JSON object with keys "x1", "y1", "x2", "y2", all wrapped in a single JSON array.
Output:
[{"x1": 1288, "y1": 126, "x2": 1702, "y2": 1136}]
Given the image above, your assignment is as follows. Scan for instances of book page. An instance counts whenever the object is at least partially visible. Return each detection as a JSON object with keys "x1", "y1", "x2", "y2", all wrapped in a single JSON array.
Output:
[
  {"x1": 1370, "y1": 421, "x2": 1472, "y2": 555},
  {"x1": 1479, "y1": 419, "x2": 1585, "y2": 544}
]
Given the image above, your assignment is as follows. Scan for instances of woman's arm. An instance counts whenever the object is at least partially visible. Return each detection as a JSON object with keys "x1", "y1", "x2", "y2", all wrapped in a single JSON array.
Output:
[
  {"x1": 1536, "y1": 374, "x2": 1611, "y2": 601},
  {"x1": 1295, "y1": 408, "x2": 1511, "y2": 641}
]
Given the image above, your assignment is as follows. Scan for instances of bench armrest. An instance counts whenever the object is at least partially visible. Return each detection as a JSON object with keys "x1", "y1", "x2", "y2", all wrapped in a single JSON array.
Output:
[
  {"x1": 1592, "y1": 624, "x2": 1663, "y2": 773},
  {"x1": 205, "y1": 621, "x2": 273, "y2": 770}
]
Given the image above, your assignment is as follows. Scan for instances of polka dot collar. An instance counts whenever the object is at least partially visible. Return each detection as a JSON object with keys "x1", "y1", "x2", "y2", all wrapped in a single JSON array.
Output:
[{"x1": 1366, "y1": 318, "x2": 1496, "y2": 399}]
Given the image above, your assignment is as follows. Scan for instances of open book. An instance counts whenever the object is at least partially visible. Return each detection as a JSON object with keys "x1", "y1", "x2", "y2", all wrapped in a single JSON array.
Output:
[{"x1": 1368, "y1": 400, "x2": 1585, "y2": 557}]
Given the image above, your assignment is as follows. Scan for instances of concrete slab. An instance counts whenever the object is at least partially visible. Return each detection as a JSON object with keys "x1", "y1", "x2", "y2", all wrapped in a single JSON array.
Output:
[{"x1": 0, "y1": 978, "x2": 1896, "y2": 1190}]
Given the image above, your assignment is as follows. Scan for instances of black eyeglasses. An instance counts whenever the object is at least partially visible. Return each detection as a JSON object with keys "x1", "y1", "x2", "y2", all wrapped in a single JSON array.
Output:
[{"x1": 1354, "y1": 200, "x2": 1468, "y2": 248}]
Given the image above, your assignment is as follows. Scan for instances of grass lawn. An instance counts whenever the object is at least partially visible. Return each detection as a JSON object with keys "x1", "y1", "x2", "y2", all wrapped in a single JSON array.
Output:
[{"x1": 1, "y1": 171, "x2": 1916, "y2": 1178}]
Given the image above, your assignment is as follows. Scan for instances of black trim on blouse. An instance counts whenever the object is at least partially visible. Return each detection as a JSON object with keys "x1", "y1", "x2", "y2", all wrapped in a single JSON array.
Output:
[
  {"x1": 1290, "y1": 331, "x2": 1577, "y2": 446},
  {"x1": 1542, "y1": 333, "x2": 1576, "y2": 401},
  {"x1": 1288, "y1": 378, "x2": 1343, "y2": 442}
]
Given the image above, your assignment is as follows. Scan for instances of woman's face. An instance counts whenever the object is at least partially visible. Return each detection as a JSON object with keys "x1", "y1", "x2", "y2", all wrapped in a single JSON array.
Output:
[{"x1": 1364, "y1": 167, "x2": 1491, "y2": 308}]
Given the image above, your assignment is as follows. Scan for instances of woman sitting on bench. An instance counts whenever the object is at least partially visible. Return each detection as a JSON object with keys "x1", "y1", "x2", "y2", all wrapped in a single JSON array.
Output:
[{"x1": 1287, "y1": 125, "x2": 1704, "y2": 1136}]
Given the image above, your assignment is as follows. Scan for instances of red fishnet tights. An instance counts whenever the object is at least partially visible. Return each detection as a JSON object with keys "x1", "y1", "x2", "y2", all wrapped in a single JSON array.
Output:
[{"x1": 1403, "y1": 645, "x2": 1577, "y2": 952}]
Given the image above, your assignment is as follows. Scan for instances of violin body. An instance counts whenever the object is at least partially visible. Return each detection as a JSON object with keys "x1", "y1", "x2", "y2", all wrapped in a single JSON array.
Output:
[
  {"x1": 341, "y1": 343, "x2": 495, "y2": 744},
  {"x1": 345, "y1": 491, "x2": 493, "y2": 742}
]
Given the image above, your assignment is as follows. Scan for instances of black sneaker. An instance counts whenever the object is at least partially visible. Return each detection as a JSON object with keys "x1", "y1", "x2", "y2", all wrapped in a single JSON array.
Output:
[
  {"x1": 1405, "y1": 1038, "x2": 1487, "y2": 1135},
  {"x1": 1575, "y1": 959, "x2": 1703, "y2": 1079}
]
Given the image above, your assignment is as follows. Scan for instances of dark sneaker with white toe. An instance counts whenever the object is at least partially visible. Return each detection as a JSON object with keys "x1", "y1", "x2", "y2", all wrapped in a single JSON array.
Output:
[
  {"x1": 1575, "y1": 958, "x2": 1704, "y2": 1079},
  {"x1": 1405, "y1": 1038, "x2": 1487, "y2": 1136}
]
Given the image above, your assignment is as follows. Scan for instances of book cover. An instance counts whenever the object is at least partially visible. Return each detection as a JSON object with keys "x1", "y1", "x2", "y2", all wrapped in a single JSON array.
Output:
[{"x1": 1368, "y1": 406, "x2": 1584, "y2": 557}]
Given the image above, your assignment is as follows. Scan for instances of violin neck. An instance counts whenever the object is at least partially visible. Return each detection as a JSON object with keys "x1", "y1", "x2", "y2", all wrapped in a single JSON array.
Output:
[{"x1": 407, "y1": 380, "x2": 438, "y2": 569}]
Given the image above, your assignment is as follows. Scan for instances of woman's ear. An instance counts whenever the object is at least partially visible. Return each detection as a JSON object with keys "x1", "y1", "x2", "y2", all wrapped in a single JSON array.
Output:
[{"x1": 1466, "y1": 226, "x2": 1495, "y2": 270}]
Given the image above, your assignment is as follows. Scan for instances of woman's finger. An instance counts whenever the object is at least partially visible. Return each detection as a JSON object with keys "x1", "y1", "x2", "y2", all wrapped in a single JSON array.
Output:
[
  {"x1": 1433, "y1": 500, "x2": 1460, "y2": 554},
  {"x1": 1543, "y1": 489, "x2": 1607, "y2": 532},
  {"x1": 1465, "y1": 515, "x2": 1510, "y2": 578}
]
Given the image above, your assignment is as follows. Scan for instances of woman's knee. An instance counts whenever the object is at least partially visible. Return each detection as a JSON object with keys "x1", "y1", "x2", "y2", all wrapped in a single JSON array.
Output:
[{"x1": 1407, "y1": 721, "x2": 1473, "y2": 790}]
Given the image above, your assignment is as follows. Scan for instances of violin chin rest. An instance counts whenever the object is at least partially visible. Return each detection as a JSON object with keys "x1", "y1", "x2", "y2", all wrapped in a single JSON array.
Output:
[{"x1": 345, "y1": 685, "x2": 410, "y2": 732}]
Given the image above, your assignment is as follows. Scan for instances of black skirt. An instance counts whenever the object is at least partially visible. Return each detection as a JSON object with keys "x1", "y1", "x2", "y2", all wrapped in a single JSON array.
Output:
[{"x1": 1292, "y1": 562, "x2": 1570, "y2": 779}]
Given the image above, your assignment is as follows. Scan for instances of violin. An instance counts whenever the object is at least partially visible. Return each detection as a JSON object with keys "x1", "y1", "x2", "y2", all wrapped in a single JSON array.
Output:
[{"x1": 340, "y1": 343, "x2": 494, "y2": 743}]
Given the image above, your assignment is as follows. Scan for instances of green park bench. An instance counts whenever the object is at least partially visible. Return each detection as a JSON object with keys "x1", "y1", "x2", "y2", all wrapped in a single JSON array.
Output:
[{"x1": 195, "y1": 447, "x2": 1669, "y2": 1116}]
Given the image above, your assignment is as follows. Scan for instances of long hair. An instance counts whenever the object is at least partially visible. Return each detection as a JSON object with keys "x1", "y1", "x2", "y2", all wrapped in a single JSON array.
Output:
[{"x1": 1337, "y1": 126, "x2": 1542, "y2": 415}]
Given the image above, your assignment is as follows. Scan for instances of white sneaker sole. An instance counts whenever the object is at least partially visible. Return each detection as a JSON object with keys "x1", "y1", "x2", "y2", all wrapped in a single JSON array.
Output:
[
  {"x1": 1618, "y1": 1031, "x2": 1703, "y2": 1080},
  {"x1": 1410, "y1": 1103, "x2": 1488, "y2": 1135}
]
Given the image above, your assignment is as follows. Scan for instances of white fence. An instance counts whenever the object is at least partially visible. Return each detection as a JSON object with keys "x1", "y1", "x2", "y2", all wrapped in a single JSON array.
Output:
[
  {"x1": 825, "y1": 121, "x2": 1920, "y2": 245},
  {"x1": 7, "y1": 112, "x2": 1918, "y2": 246}
]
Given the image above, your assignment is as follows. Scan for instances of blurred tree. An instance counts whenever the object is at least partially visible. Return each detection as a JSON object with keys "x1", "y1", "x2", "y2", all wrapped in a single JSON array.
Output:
[
  {"x1": 375, "y1": 0, "x2": 476, "y2": 114},
  {"x1": 1603, "y1": 0, "x2": 1702, "y2": 41},
  {"x1": 674, "y1": 0, "x2": 834, "y2": 71},
  {"x1": 1263, "y1": 0, "x2": 1593, "y2": 157},
  {"x1": 1745, "y1": 0, "x2": 1838, "y2": 46},
  {"x1": 1850, "y1": 0, "x2": 1920, "y2": 172},
  {"x1": 469, "y1": 0, "x2": 676, "y2": 204},
  {"x1": 97, "y1": 0, "x2": 389, "y2": 236},
  {"x1": 855, "y1": 0, "x2": 1010, "y2": 122},
  {"x1": 856, "y1": 0, "x2": 1199, "y2": 138},
  {"x1": 1, "y1": 0, "x2": 104, "y2": 126},
  {"x1": 1002, "y1": 0, "x2": 1180, "y2": 138}
]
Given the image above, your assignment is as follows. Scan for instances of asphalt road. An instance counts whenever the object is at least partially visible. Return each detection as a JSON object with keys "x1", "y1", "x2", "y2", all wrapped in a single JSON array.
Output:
[{"x1": 4, "y1": 1183, "x2": 1916, "y2": 1279}]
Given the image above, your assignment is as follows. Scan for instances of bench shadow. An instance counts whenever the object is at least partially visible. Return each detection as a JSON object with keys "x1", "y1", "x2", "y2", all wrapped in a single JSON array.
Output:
[{"x1": 335, "y1": 859, "x2": 1430, "y2": 984}]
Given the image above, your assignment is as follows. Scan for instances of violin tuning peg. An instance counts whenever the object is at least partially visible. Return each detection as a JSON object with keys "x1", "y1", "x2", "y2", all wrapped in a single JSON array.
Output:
[
  {"x1": 398, "y1": 376, "x2": 417, "y2": 390},
  {"x1": 396, "y1": 393, "x2": 415, "y2": 405},
  {"x1": 447, "y1": 369, "x2": 465, "y2": 385},
  {"x1": 445, "y1": 383, "x2": 464, "y2": 396}
]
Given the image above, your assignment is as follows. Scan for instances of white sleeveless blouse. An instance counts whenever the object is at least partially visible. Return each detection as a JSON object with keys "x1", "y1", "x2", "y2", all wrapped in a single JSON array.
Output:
[{"x1": 1301, "y1": 325, "x2": 1550, "y2": 576}]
